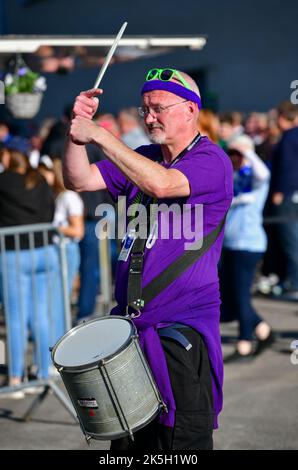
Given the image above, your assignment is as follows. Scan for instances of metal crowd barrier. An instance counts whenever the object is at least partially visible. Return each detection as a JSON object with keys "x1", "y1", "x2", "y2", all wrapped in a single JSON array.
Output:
[
  {"x1": 0, "y1": 223, "x2": 76, "y2": 420},
  {"x1": 263, "y1": 216, "x2": 298, "y2": 224},
  {"x1": 99, "y1": 235, "x2": 113, "y2": 314}
]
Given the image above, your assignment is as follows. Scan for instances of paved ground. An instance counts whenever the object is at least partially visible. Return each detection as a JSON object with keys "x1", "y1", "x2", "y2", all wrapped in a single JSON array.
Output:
[{"x1": 0, "y1": 297, "x2": 297, "y2": 450}]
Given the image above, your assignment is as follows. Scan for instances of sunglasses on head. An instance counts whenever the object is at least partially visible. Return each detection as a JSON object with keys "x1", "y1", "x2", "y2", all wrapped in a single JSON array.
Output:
[{"x1": 145, "y1": 68, "x2": 192, "y2": 90}]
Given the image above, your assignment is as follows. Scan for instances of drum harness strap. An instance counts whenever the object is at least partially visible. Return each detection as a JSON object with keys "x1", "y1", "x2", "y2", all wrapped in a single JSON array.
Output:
[
  {"x1": 126, "y1": 134, "x2": 227, "y2": 351},
  {"x1": 127, "y1": 213, "x2": 226, "y2": 350}
]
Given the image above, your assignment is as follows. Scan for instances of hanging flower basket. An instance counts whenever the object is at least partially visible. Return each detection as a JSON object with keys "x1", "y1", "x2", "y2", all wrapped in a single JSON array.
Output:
[
  {"x1": 6, "y1": 92, "x2": 43, "y2": 119},
  {"x1": 4, "y1": 56, "x2": 47, "y2": 119}
]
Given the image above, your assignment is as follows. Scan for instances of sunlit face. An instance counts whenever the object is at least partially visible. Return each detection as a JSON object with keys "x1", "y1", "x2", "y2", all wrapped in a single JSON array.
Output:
[
  {"x1": 142, "y1": 90, "x2": 190, "y2": 144},
  {"x1": 0, "y1": 124, "x2": 9, "y2": 141},
  {"x1": 0, "y1": 148, "x2": 10, "y2": 169}
]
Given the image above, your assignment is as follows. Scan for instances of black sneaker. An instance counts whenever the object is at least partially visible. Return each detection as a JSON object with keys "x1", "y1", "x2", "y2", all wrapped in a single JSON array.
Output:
[
  {"x1": 254, "y1": 331, "x2": 275, "y2": 356},
  {"x1": 224, "y1": 350, "x2": 255, "y2": 364}
]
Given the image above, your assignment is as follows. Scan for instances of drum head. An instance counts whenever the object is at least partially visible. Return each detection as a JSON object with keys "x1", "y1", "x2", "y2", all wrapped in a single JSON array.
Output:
[{"x1": 53, "y1": 317, "x2": 134, "y2": 368}]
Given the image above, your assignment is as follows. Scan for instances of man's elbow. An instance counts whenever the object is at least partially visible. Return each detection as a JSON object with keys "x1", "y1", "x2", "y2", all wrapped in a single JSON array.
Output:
[
  {"x1": 148, "y1": 171, "x2": 190, "y2": 199},
  {"x1": 151, "y1": 186, "x2": 168, "y2": 199},
  {"x1": 149, "y1": 181, "x2": 173, "y2": 199},
  {"x1": 150, "y1": 180, "x2": 190, "y2": 199},
  {"x1": 63, "y1": 177, "x2": 80, "y2": 192},
  {"x1": 63, "y1": 174, "x2": 86, "y2": 192},
  {"x1": 63, "y1": 178, "x2": 73, "y2": 190}
]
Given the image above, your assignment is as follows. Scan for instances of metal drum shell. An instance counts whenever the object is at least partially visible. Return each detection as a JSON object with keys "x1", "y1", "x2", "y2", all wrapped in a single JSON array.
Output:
[{"x1": 51, "y1": 317, "x2": 163, "y2": 440}]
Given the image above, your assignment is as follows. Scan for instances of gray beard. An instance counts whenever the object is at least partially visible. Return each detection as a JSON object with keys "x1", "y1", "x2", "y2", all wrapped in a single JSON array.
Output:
[{"x1": 148, "y1": 131, "x2": 166, "y2": 144}]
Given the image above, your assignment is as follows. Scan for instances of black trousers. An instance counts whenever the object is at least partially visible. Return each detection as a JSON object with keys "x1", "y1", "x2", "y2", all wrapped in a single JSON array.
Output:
[
  {"x1": 220, "y1": 249, "x2": 263, "y2": 340},
  {"x1": 110, "y1": 327, "x2": 214, "y2": 451}
]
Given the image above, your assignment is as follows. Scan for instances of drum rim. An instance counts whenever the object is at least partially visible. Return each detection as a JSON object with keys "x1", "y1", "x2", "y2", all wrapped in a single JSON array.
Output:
[
  {"x1": 85, "y1": 404, "x2": 163, "y2": 441},
  {"x1": 51, "y1": 316, "x2": 137, "y2": 371}
]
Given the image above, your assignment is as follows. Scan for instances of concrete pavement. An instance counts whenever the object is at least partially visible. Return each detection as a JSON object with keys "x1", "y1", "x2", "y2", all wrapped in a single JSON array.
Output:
[{"x1": 0, "y1": 297, "x2": 297, "y2": 450}]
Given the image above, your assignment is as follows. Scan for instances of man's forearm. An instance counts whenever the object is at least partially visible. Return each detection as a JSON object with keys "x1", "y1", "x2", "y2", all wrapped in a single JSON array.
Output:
[
  {"x1": 92, "y1": 127, "x2": 169, "y2": 197},
  {"x1": 63, "y1": 138, "x2": 93, "y2": 191},
  {"x1": 68, "y1": 114, "x2": 190, "y2": 198}
]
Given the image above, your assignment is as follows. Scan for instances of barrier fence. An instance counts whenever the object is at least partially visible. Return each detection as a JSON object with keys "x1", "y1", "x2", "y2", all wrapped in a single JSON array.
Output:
[{"x1": 0, "y1": 223, "x2": 75, "y2": 419}]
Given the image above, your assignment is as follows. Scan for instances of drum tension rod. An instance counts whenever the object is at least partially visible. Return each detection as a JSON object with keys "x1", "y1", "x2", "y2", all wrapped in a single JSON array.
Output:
[{"x1": 99, "y1": 361, "x2": 134, "y2": 441}]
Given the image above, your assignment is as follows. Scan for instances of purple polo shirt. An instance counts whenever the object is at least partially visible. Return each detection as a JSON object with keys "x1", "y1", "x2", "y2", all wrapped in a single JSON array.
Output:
[{"x1": 95, "y1": 136, "x2": 233, "y2": 429}]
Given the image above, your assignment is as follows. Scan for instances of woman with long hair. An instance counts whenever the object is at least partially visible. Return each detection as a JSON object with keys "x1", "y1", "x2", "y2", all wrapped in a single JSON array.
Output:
[
  {"x1": 0, "y1": 149, "x2": 57, "y2": 396},
  {"x1": 198, "y1": 109, "x2": 220, "y2": 144},
  {"x1": 38, "y1": 157, "x2": 84, "y2": 299}
]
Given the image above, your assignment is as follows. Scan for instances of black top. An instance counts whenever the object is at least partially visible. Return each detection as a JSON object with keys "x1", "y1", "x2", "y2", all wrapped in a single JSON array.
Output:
[
  {"x1": 0, "y1": 170, "x2": 55, "y2": 250},
  {"x1": 41, "y1": 122, "x2": 114, "y2": 221},
  {"x1": 270, "y1": 126, "x2": 298, "y2": 196},
  {"x1": 81, "y1": 144, "x2": 114, "y2": 220}
]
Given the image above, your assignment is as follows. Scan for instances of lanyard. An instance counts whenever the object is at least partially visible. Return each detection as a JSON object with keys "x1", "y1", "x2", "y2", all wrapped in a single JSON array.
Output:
[
  {"x1": 168, "y1": 132, "x2": 201, "y2": 168},
  {"x1": 127, "y1": 132, "x2": 202, "y2": 224}
]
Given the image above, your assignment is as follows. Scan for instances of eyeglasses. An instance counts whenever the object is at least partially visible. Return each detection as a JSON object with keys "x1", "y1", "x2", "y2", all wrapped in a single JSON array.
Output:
[
  {"x1": 145, "y1": 68, "x2": 192, "y2": 90},
  {"x1": 138, "y1": 100, "x2": 188, "y2": 118}
]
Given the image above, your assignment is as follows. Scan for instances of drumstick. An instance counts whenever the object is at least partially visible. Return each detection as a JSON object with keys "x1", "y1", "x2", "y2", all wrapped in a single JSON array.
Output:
[{"x1": 93, "y1": 21, "x2": 128, "y2": 89}]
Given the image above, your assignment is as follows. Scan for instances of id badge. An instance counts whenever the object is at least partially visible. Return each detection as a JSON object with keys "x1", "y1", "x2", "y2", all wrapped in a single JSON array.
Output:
[{"x1": 118, "y1": 229, "x2": 136, "y2": 262}]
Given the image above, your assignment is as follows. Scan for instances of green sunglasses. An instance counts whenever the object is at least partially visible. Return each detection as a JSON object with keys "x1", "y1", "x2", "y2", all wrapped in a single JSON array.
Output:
[{"x1": 145, "y1": 68, "x2": 192, "y2": 90}]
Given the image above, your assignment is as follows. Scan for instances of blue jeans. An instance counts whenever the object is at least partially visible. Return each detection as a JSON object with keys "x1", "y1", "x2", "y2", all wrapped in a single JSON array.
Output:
[
  {"x1": 220, "y1": 249, "x2": 263, "y2": 341},
  {"x1": 65, "y1": 241, "x2": 80, "y2": 294},
  {"x1": 52, "y1": 241, "x2": 80, "y2": 339},
  {"x1": 77, "y1": 221, "x2": 100, "y2": 320},
  {"x1": 77, "y1": 220, "x2": 117, "y2": 320},
  {"x1": 273, "y1": 197, "x2": 298, "y2": 290},
  {"x1": 0, "y1": 245, "x2": 61, "y2": 378}
]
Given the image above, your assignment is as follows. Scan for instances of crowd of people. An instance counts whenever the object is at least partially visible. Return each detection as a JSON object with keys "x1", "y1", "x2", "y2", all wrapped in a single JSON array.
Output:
[
  {"x1": 199, "y1": 102, "x2": 298, "y2": 360},
  {"x1": 0, "y1": 97, "x2": 297, "y2": 390}
]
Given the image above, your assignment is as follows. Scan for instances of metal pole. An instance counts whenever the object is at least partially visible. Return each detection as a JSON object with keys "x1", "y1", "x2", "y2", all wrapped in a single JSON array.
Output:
[
  {"x1": 58, "y1": 234, "x2": 72, "y2": 332},
  {"x1": 99, "y1": 231, "x2": 113, "y2": 314},
  {"x1": 0, "y1": 235, "x2": 11, "y2": 378}
]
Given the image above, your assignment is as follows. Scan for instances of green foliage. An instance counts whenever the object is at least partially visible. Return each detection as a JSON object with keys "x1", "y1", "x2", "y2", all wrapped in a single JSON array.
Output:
[{"x1": 5, "y1": 69, "x2": 46, "y2": 95}]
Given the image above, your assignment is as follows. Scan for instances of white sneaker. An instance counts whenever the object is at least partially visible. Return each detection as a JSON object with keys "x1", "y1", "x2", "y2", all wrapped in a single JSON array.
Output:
[
  {"x1": 0, "y1": 377, "x2": 26, "y2": 399},
  {"x1": 49, "y1": 365, "x2": 60, "y2": 377},
  {"x1": 24, "y1": 385, "x2": 45, "y2": 395},
  {"x1": 257, "y1": 276, "x2": 271, "y2": 294},
  {"x1": 0, "y1": 389, "x2": 25, "y2": 400}
]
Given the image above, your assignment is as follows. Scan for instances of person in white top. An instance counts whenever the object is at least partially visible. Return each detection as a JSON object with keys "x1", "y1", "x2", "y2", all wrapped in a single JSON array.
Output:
[
  {"x1": 38, "y1": 156, "x2": 84, "y2": 294},
  {"x1": 220, "y1": 135, "x2": 274, "y2": 363}
]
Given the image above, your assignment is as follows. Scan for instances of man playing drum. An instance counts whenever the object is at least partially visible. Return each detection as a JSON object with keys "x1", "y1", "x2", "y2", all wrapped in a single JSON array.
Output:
[{"x1": 63, "y1": 68, "x2": 233, "y2": 450}]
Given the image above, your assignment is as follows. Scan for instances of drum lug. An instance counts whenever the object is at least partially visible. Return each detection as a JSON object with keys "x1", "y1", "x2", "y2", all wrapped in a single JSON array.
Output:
[
  {"x1": 85, "y1": 435, "x2": 92, "y2": 446},
  {"x1": 58, "y1": 366, "x2": 63, "y2": 373},
  {"x1": 125, "y1": 307, "x2": 142, "y2": 319},
  {"x1": 161, "y1": 402, "x2": 168, "y2": 413},
  {"x1": 130, "y1": 310, "x2": 141, "y2": 319}
]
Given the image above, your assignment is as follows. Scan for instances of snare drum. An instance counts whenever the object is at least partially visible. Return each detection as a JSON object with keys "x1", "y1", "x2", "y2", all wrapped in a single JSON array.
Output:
[{"x1": 51, "y1": 316, "x2": 164, "y2": 441}]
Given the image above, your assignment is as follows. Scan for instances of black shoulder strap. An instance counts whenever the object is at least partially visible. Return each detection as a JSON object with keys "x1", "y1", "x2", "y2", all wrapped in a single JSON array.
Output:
[{"x1": 127, "y1": 214, "x2": 226, "y2": 311}]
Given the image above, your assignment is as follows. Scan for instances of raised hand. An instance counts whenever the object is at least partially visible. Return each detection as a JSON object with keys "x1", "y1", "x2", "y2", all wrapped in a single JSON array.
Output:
[{"x1": 72, "y1": 88, "x2": 103, "y2": 119}]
